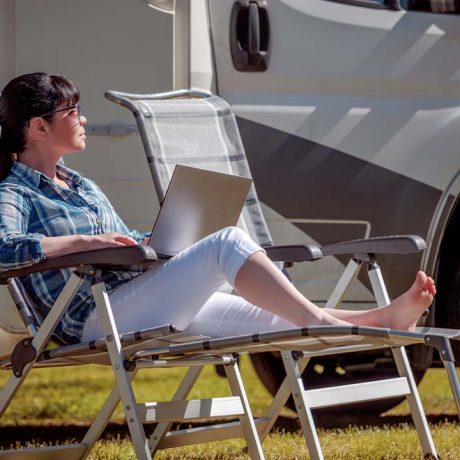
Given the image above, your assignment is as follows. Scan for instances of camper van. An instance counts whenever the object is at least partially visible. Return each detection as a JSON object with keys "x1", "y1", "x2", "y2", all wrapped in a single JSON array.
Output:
[{"x1": 1, "y1": 0, "x2": 459, "y2": 415}]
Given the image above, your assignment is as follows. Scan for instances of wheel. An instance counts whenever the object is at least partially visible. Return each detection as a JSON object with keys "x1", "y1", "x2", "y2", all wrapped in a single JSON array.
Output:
[
  {"x1": 250, "y1": 350, "x2": 426, "y2": 417},
  {"x1": 444, "y1": 261, "x2": 460, "y2": 362}
]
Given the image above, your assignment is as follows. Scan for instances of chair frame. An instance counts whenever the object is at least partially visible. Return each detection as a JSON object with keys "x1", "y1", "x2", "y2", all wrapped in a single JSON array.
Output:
[
  {"x1": 1, "y1": 235, "x2": 459, "y2": 459},
  {"x1": 102, "y1": 87, "x2": 460, "y2": 459}
]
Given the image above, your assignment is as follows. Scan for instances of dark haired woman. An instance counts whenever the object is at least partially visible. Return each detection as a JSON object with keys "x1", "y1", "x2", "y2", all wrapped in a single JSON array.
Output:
[{"x1": 0, "y1": 73, "x2": 436, "y2": 344}]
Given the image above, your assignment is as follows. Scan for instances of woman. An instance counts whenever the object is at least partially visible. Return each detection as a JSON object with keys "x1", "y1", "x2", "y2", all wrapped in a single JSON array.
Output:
[{"x1": 0, "y1": 72, "x2": 436, "y2": 345}]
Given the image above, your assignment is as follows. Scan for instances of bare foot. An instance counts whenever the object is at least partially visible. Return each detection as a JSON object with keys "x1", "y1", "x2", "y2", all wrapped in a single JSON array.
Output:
[{"x1": 384, "y1": 271, "x2": 436, "y2": 331}]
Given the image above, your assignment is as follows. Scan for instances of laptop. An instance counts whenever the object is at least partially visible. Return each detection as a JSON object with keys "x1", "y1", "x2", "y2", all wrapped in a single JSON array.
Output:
[{"x1": 148, "y1": 165, "x2": 252, "y2": 257}]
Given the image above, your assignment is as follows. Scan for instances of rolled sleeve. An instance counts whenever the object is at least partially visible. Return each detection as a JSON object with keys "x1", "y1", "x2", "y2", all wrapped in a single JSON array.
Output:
[
  {"x1": 0, "y1": 188, "x2": 46, "y2": 270},
  {"x1": 0, "y1": 232, "x2": 45, "y2": 269}
]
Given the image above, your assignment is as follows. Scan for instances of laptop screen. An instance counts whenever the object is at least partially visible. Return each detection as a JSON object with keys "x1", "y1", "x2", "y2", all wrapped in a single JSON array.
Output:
[{"x1": 148, "y1": 165, "x2": 252, "y2": 257}]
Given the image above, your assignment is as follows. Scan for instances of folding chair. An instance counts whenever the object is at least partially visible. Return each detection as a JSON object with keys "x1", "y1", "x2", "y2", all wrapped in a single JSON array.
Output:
[
  {"x1": 0, "y1": 224, "x2": 459, "y2": 459},
  {"x1": 97, "y1": 87, "x2": 460, "y2": 459},
  {"x1": 0, "y1": 95, "x2": 458, "y2": 460}
]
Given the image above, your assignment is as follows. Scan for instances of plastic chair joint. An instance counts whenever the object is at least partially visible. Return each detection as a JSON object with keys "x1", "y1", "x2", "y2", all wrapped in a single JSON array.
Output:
[
  {"x1": 11, "y1": 338, "x2": 37, "y2": 378},
  {"x1": 425, "y1": 335, "x2": 456, "y2": 362}
]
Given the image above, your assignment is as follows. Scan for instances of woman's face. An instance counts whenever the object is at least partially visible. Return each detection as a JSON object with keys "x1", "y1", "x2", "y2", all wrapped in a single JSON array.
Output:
[{"x1": 44, "y1": 103, "x2": 87, "y2": 155}]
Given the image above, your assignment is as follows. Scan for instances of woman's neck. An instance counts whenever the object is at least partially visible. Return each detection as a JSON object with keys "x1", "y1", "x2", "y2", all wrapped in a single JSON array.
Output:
[{"x1": 17, "y1": 147, "x2": 61, "y2": 181}]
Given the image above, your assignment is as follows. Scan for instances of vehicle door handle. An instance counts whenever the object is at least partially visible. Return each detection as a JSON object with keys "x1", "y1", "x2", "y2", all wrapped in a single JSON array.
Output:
[
  {"x1": 248, "y1": 2, "x2": 260, "y2": 55},
  {"x1": 230, "y1": 0, "x2": 270, "y2": 72}
]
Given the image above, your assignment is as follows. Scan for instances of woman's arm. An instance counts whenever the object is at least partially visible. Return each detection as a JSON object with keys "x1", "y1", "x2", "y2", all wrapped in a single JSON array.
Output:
[{"x1": 40, "y1": 233, "x2": 138, "y2": 258}]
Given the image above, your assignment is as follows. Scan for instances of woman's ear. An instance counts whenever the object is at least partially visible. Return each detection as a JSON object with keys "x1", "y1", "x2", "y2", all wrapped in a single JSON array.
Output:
[{"x1": 27, "y1": 117, "x2": 49, "y2": 142}]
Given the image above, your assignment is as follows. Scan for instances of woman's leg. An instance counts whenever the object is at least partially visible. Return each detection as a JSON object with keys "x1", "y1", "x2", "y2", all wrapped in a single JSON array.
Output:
[
  {"x1": 82, "y1": 225, "x2": 436, "y2": 341},
  {"x1": 185, "y1": 292, "x2": 295, "y2": 338},
  {"x1": 81, "y1": 227, "x2": 264, "y2": 341},
  {"x1": 322, "y1": 271, "x2": 436, "y2": 331},
  {"x1": 234, "y1": 251, "x2": 345, "y2": 327},
  {"x1": 234, "y1": 251, "x2": 436, "y2": 332}
]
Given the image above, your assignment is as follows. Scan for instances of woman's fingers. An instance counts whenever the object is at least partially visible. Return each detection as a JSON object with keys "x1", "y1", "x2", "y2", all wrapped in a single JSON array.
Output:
[
  {"x1": 113, "y1": 234, "x2": 138, "y2": 245},
  {"x1": 92, "y1": 233, "x2": 138, "y2": 248}
]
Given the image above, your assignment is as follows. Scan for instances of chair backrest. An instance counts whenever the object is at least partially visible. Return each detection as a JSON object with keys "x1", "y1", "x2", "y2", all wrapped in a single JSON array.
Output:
[{"x1": 106, "y1": 90, "x2": 274, "y2": 248}]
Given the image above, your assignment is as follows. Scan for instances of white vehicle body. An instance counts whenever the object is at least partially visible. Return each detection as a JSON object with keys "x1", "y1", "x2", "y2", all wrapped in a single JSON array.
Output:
[
  {"x1": 188, "y1": 0, "x2": 460, "y2": 327},
  {"x1": 0, "y1": 0, "x2": 459, "y2": 363}
]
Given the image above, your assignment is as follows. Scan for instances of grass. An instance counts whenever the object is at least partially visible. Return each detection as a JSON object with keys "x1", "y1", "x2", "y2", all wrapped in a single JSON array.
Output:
[
  {"x1": 1, "y1": 356, "x2": 459, "y2": 459},
  {"x1": 81, "y1": 423, "x2": 460, "y2": 459}
]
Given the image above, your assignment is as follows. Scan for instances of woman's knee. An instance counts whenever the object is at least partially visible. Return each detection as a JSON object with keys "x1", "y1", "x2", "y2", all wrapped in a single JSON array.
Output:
[
  {"x1": 217, "y1": 226, "x2": 252, "y2": 248},
  {"x1": 215, "y1": 226, "x2": 258, "y2": 258},
  {"x1": 213, "y1": 226, "x2": 264, "y2": 284},
  {"x1": 217, "y1": 226, "x2": 241, "y2": 236}
]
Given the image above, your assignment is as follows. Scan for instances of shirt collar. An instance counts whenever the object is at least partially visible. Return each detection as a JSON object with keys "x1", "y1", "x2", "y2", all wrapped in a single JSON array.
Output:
[{"x1": 10, "y1": 161, "x2": 83, "y2": 189}]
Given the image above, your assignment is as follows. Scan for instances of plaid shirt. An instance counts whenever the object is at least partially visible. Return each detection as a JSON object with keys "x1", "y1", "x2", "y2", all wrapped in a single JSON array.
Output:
[{"x1": 0, "y1": 161, "x2": 148, "y2": 344}]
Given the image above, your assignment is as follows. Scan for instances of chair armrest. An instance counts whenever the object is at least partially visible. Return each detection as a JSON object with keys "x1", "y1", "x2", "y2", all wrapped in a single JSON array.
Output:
[
  {"x1": 321, "y1": 235, "x2": 426, "y2": 257},
  {"x1": 0, "y1": 245, "x2": 158, "y2": 279},
  {"x1": 264, "y1": 244, "x2": 322, "y2": 262}
]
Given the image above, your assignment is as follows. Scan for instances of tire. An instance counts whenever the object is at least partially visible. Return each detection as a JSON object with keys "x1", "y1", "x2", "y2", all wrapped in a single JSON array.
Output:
[
  {"x1": 250, "y1": 350, "x2": 426, "y2": 417},
  {"x1": 444, "y1": 262, "x2": 460, "y2": 362}
]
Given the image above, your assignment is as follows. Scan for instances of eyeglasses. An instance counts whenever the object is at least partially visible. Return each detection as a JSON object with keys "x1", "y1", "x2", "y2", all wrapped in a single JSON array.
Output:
[{"x1": 39, "y1": 103, "x2": 81, "y2": 119}]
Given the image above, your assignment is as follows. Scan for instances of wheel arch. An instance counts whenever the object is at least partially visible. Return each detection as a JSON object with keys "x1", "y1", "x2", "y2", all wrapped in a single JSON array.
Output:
[
  {"x1": 432, "y1": 196, "x2": 460, "y2": 328},
  {"x1": 422, "y1": 170, "x2": 460, "y2": 329}
]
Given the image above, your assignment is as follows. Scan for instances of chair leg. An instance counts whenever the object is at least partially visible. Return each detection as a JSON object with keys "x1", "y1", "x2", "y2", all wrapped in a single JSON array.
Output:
[
  {"x1": 442, "y1": 359, "x2": 460, "y2": 416},
  {"x1": 258, "y1": 355, "x2": 310, "y2": 442},
  {"x1": 281, "y1": 350, "x2": 324, "y2": 460},
  {"x1": 148, "y1": 365, "x2": 203, "y2": 453},
  {"x1": 81, "y1": 372, "x2": 136, "y2": 458},
  {"x1": 224, "y1": 361, "x2": 265, "y2": 460},
  {"x1": 92, "y1": 281, "x2": 152, "y2": 460},
  {"x1": 368, "y1": 263, "x2": 439, "y2": 458},
  {"x1": 392, "y1": 347, "x2": 438, "y2": 458}
]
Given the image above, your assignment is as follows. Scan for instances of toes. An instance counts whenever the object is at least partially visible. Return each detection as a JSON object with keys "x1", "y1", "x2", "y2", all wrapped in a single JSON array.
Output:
[
  {"x1": 414, "y1": 271, "x2": 428, "y2": 290},
  {"x1": 415, "y1": 272, "x2": 437, "y2": 296},
  {"x1": 426, "y1": 276, "x2": 436, "y2": 296}
]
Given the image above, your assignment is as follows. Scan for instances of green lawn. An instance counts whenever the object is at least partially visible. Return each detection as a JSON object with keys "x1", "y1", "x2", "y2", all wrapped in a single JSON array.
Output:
[{"x1": 1, "y1": 356, "x2": 459, "y2": 459}]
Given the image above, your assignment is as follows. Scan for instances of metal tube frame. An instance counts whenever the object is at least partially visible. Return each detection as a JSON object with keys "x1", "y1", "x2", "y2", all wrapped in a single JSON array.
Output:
[
  {"x1": 91, "y1": 279, "x2": 152, "y2": 460},
  {"x1": 368, "y1": 262, "x2": 438, "y2": 458},
  {"x1": 0, "y1": 272, "x2": 85, "y2": 418}
]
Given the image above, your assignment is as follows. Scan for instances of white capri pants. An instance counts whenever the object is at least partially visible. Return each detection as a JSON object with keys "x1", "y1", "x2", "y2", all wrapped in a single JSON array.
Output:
[{"x1": 81, "y1": 227, "x2": 294, "y2": 341}]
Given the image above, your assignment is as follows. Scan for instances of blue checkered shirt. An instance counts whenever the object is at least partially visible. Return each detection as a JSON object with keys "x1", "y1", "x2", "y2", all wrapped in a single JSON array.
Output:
[{"x1": 0, "y1": 161, "x2": 149, "y2": 344}]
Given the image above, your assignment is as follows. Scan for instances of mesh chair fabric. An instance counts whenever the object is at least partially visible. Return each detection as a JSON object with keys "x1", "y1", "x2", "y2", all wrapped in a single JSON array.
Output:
[{"x1": 132, "y1": 95, "x2": 273, "y2": 247}]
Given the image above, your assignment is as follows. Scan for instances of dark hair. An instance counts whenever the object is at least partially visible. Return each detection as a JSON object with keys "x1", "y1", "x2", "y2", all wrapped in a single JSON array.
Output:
[{"x1": 0, "y1": 72, "x2": 79, "y2": 180}]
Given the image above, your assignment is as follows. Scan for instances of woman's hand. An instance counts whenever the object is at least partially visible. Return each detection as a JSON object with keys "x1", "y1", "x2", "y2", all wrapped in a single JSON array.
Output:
[{"x1": 89, "y1": 233, "x2": 138, "y2": 249}]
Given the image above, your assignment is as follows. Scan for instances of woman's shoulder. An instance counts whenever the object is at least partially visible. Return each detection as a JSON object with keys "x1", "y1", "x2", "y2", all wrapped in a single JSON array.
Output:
[
  {"x1": 0, "y1": 166, "x2": 39, "y2": 204},
  {"x1": 0, "y1": 162, "x2": 39, "y2": 194},
  {"x1": 0, "y1": 174, "x2": 28, "y2": 192}
]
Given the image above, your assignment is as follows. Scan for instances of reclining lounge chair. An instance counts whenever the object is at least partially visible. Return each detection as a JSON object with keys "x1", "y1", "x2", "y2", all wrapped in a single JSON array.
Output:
[
  {"x1": 0, "y1": 90, "x2": 459, "y2": 460},
  {"x1": 103, "y1": 88, "x2": 459, "y2": 458},
  {"x1": 1, "y1": 244, "x2": 459, "y2": 460}
]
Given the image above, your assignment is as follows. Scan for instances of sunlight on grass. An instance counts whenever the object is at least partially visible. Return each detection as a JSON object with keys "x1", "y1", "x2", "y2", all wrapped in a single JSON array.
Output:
[{"x1": 10, "y1": 423, "x2": 457, "y2": 460}]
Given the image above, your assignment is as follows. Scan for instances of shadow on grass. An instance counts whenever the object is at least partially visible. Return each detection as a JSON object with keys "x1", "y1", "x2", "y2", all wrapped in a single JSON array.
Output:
[{"x1": 1, "y1": 414, "x2": 458, "y2": 447}]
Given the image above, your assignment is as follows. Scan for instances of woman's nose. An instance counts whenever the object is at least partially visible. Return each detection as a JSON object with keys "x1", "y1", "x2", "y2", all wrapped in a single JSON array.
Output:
[{"x1": 80, "y1": 115, "x2": 87, "y2": 125}]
